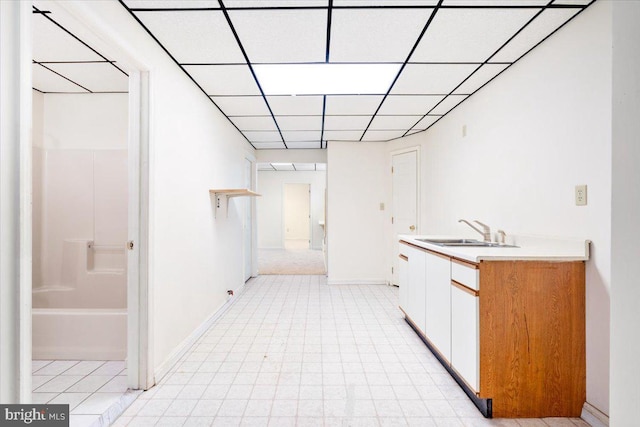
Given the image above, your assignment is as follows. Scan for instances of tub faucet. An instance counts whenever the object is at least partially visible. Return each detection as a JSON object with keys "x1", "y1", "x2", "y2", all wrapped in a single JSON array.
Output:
[{"x1": 458, "y1": 219, "x2": 492, "y2": 242}]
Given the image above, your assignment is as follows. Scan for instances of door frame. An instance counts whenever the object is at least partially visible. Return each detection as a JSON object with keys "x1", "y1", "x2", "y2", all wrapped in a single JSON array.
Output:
[
  {"x1": 282, "y1": 182, "x2": 312, "y2": 249},
  {"x1": 390, "y1": 146, "x2": 421, "y2": 286}
]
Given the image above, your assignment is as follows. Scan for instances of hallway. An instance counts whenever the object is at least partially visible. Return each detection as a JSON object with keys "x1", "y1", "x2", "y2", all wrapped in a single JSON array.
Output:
[{"x1": 115, "y1": 275, "x2": 588, "y2": 427}]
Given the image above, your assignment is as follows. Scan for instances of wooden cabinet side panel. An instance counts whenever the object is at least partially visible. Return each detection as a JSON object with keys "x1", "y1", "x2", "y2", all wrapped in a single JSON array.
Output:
[{"x1": 479, "y1": 261, "x2": 586, "y2": 418}]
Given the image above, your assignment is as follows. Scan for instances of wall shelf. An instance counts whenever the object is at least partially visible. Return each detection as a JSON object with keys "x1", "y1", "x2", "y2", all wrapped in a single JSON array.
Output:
[{"x1": 209, "y1": 189, "x2": 261, "y2": 218}]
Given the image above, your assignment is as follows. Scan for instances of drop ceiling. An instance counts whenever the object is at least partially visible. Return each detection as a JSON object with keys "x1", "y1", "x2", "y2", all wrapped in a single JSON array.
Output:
[{"x1": 31, "y1": 0, "x2": 596, "y2": 149}]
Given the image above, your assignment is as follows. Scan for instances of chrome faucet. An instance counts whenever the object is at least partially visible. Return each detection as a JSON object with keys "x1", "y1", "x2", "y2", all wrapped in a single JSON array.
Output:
[{"x1": 458, "y1": 219, "x2": 492, "y2": 242}]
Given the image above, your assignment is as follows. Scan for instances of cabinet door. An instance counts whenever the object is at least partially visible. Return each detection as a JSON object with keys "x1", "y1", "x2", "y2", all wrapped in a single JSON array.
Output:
[
  {"x1": 406, "y1": 245, "x2": 426, "y2": 334},
  {"x1": 398, "y1": 247, "x2": 409, "y2": 312},
  {"x1": 451, "y1": 283, "x2": 479, "y2": 392},
  {"x1": 424, "y1": 252, "x2": 451, "y2": 362}
]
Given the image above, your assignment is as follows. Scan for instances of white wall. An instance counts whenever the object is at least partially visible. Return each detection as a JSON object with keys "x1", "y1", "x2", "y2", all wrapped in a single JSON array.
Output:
[
  {"x1": 53, "y1": 1, "x2": 256, "y2": 378},
  {"x1": 257, "y1": 171, "x2": 325, "y2": 250},
  {"x1": 327, "y1": 141, "x2": 388, "y2": 285},
  {"x1": 385, "y1": 1, "x2": 612, "y2": 414},
  {"x1": 610, "y1": 1, "x2": 640, "y2": 424}
]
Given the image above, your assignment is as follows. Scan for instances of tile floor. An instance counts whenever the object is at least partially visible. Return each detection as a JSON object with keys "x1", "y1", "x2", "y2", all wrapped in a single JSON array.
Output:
[
  {"x1": 32, "y1": 360, "x2": 129, "y2": 427},
  {"x1": 115, "y1": 275, "x2": 591, "y2": 427}
]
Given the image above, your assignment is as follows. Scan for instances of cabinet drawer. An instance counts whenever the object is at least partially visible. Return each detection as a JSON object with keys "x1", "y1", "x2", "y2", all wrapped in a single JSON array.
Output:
[{"x1": 451, "y1": 259, "x2": 479, "y2": 291}]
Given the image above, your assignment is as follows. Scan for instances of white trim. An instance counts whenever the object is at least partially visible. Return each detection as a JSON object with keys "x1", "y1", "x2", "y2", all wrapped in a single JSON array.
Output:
[
  {"x1": 582, "y1": 402, "x2": 609, "y2": 427},
  {"x1": 154, "y1": 281, "x2": 248, "y2": 383},
  {"x1": 326, "y1": 279, "x2": 388, "y2": 286}
]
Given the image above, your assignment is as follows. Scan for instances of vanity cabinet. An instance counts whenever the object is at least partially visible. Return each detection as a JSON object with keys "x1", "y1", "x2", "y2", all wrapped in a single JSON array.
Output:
[{"x1": 398, "y1": 240, "x2": 586, "y2": 418}]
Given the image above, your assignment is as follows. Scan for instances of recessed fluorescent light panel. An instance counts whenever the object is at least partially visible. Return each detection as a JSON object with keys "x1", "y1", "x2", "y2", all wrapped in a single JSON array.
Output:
[{"x1": 253, "y1": 63, "x2": 401, "y2": 96}]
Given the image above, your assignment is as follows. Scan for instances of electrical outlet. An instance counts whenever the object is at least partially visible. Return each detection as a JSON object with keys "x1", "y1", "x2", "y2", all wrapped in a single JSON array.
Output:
[{"x1": 575, "y1": 185, "x2": 587, "y2": 206}]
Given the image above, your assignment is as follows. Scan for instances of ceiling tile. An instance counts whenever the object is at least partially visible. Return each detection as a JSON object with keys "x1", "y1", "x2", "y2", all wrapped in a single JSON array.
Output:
[
  {"x1": 272, "y1": 163, "x2": 295, "y2": 170},
  {"x1": 230, "y1": 116, "x2": 279, "y2": 131},
  {"x1": 257, "y1": 163, "x2": 275, "y2": 170},
  {"x1": 453, "y1": 63, "x2": 509, "y2": 95},
  {"x1": 411, "y1": 8, "x2": 539, "y2": 63},
  {"x1": 293, "y1": 163, "x2": 317, "y2": 171},
  {"x1": 490, "y1": 8, "x2": 581, "y2": 63},
  {"x1": 276, "y1": 116, "x2": 323, "y2": 131},
  {"x1": 286, "y1": 141, "x2": 323, "y2": 149},
  {"x1": 228, "y1": 10, "x2": 326, "y2": 63},
  {"x1": 316, "y1": 163, "x2": 327, "y2": 171},
  {"x1": 369, "y1": 115, "x2": 422, "y2": 131},
  {"x1": 323, "y1": 130, "x2": 363, "y2": 141},
  {"x1": 225, "y1": 0, "x2": 328, "y2": 6},
  {"x1": 391, "y1": 64, "x2": 478, "y2": 94},
  {"x1": 45, "y1": 63, "x2": 128, "y2": 92},
  {"x1": 33, "y1": 14, "x2": 103, "y2": 62},
  {"x1": 325, "y1": 95, "x2": 384, "y2": 116},
  {"x1": 377, "y1": 95, "x2": 444, "y2": 115},
  {"x1": 124, "y1": 0, "x2": 219, "y2": 8},
  {"x1": 551, "y1": 0, "x2": 591, "y2": 4},
  {"x1": 361, "y1": 130, "x2": 406, "y2": 141},
  {"x1": 330, "y1": 8, "x2": 434, "y2": 62},
  {"x1": 242, "y1": 131, "x2": 283, "y2": 142},
  {"x1": 334, "y1": 0, "x2": 438, "y2": 5},
  {"x1": 133, "y1": 11, "x2": 245, "y2": 64},
  {"x1": 184, "y1": 65, "x2": 260, "y2": 95},
  {"x1": 252, "y1": 142, "x2": 288, "y2": 149},
  {"x1": 282, "y1": 130, "x2": 322, "y2": 142},
  {"x1": 430, "y1": 94, "x2": 467, "y2": 115},
  {"x1": 324, "y1": 115, "x2": 371, "y2": 131},
  {"x1": 442, "y1": 0, "x2": 548, "y2": 5},
  {"x1": 266, "y1": 96, "x2": 324, "y2": 116},
  {"x1": 212, "y1": 96, "x2": 271, "y2": 116},
  {"x1": 32, "y1": 64, "x2": 88, "y2": 93},
  {"x1": 413, "y1": 115, "x2": 442, "y2": 130}
]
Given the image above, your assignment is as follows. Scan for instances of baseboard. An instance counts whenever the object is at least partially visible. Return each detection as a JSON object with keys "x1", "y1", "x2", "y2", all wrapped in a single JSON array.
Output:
[
  {"x1": 326, "y1": 279, "x2": 388, "y2": 285},
  {"x1": 581, "y1": 402, "x2": 609, "y2": 427},
  {"x1": 153, "y1": 282, "x2": 247, "y2": 383}
]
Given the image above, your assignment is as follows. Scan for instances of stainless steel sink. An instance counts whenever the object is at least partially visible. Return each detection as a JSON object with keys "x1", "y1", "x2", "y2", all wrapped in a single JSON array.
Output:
[{"x1": 416, "y1": 238, "x2": 518, "y2": 248}]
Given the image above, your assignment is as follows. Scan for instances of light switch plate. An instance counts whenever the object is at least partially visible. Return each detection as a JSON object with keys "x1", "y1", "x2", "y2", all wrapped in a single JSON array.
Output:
[{"x1": 575, "y1": 185, "x2": 587, "y2": 206}]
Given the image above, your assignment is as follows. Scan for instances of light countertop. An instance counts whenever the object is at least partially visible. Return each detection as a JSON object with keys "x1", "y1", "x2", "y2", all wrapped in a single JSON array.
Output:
[{"x1": 399, "y1": 234, "x2": 591, "y2": 263}]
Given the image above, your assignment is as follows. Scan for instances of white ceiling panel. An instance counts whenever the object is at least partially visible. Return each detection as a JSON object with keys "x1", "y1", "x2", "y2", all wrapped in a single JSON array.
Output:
[
  {"x1": 490, "y1": 8, "x2": 581, "y2": 63},
  {"x1": 230, "y1": 116, "x2": 279, "y2": 131},
  {"x1": 266, "y1": 96, "x2": 324, "y2": 116},
  {"x1": 292, "y1": 163, "x2": 317, "y2": 171},
  {"x1": 430, "y1": 94, "x2": 467, "y2": 115},
  {"x1": 323, "y1": 130, "x2": 363, "y2": 141},
  {"x1": 391, "y1": 64, "x2": 478, "y2": 95},
  {"x1": 242, "y1": 131, "x2": 283, "y2": 142},
  {"x1": 185, "y1": 65, "x2": 260, "y2": 95},
  {"x1": 225, "y1": 1, "x2": 328, "y2": 6},
  {"x1": 228, "y1": 10, "x2": 326, "y2": 63},
  {"x1": 377, "y1": 95, "x2": 444, "y2": 115},
  {"x1": 552, "y1": 0, "x2": 592, "y2": 5},
  {"x1": 282, "y1": 130, "x2": 322, "y2": 141},
  {"x1": 369, "y1": 115, "x2": 422, "y2": 131},
  {"x1": 134, "y1": 11, "x2": 245, "y2": 64},
  {"x1": 45, "y1": 63, "x2": 128, "y2": 92},
  {"x1": 32, "y1": 64, "x2": 88, "y2": 93},
  {"x1": 276, "y1": 116, "x2": 323, "y2": 131},
  {"x1": 33, "y1": 15, "x2": 103, "y2": 62},
  {"x1": 287, "y1": 141, "x2": 323, "y2": 149},
  {"x1": 257, "y1": 163, "x2": 275, "y2": 171},
  {"x1": 124, "y1": 1, "x2": 219, "y2": 8},
  {"x1": 411, "y1": 8, "x2": 538, "y2": 63},
  {"x1": 324, "y1": 115, "x2": 371, "y2": 131},
  {"x1": 443, "y1": 0, "x2": 548, "y2": 5},
  {"x1": 252, "y1": 142, "x2": 288, "y2": 149},
  {"x1": 361, "y1": 130, "x2": 406, "y2": 141},
  {"x1": 413, "y1": 115, "x2": 441, "y2": 130},
  {"x1": 330, "y1": 8, "x2": 434, "y2": 62},
  {"x1": 334, "y1": 0, "x2": 438, "y2": 5},
  {"x1": 453, "y1": 63, "x2": 509, "y2": 95},
  {"x1": 325, "y1": 95, "x2": 384, "y2": 116},
  {"x1": 212, "y1": 96, "x2": 271, "y2": 116},
  {"x1": 316, "y1": 163, "x2": 327, "y2": 171},
  {"x1": 272, "y1": 163, "x2": 296, "y2": 170}
]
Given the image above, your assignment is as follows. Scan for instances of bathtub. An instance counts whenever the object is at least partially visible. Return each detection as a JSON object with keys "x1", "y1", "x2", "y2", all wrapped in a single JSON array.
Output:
[{"x1": 32, "y1": 308, "x2": 127, "y2": 360}]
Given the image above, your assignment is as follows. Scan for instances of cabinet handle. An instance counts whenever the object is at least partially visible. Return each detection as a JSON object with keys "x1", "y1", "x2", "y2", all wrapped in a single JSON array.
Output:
[
  {"x1": 451, "y1": 280, "x2": 479, "y2": 297},
  {"x1": 399, "y1": 254, "x2": 408, "y2": 261},
  {"x1": 409, "y1": 225, "x2": 416, "y2": 231}
]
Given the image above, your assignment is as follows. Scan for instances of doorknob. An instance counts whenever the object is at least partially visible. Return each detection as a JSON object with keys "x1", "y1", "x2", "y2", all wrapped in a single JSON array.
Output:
[{"x1": 409, "y1": 225, "x2": 416, "y2": 231}]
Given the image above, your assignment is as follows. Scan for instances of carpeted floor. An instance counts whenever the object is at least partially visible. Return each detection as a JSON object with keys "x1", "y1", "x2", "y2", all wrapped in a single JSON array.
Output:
[{"x1": 258, "y1": 244, "x2": 326, "y2": 275}]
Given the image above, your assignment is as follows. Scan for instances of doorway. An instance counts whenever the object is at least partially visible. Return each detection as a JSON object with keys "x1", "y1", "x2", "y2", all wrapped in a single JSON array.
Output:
[
  {"x1": 391, "y1": 148, "x2": 419, "y2": 285},
  {"x1": 284, "y1": 183, "x2": 311, "y2": 250}
]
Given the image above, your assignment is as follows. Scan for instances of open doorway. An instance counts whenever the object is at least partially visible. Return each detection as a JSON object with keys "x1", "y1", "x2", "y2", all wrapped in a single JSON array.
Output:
[{"x1": 256, "y1": 163, "x2": 326, "y2": 275}]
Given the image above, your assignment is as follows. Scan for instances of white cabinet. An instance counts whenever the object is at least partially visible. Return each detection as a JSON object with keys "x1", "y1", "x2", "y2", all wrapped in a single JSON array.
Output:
[
  {"x1": 424, "y1": 251, "x2": 451, "y2": 362},
  {"x1": 451, "y1": 282, "x2": 479, "y2": 392},
  {"x1": 398, "y1": 252, "x2": 409, "y2": 312},
  {"x1": 406, "y1": 245, "x2": 426, "y2": 334}
]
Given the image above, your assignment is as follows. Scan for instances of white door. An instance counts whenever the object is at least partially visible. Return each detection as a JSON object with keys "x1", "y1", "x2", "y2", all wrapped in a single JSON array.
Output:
[
  {"x1": 243, "y1": 158, "x2": 253, "y2": 282},
  {"x1": 284, "y1": 183, "x2": 310, "y2": 248},
  {"x1": 392, "y1": 150, "x2": 418, "y2": 285}
]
